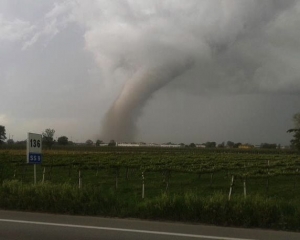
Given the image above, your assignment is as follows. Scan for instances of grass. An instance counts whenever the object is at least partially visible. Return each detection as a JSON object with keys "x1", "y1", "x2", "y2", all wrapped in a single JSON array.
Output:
[
  {"x1": 2, "y1": 159, "x2": 300, "y2": 200},
  {"x1": 1, "y1": 180, "x2": 300, "y2": 231}
]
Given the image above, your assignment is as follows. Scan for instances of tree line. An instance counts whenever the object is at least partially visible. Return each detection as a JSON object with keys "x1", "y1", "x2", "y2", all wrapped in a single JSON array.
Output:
[{"x1": 1, "y1": 112, "x2": 300, "y2": 150}]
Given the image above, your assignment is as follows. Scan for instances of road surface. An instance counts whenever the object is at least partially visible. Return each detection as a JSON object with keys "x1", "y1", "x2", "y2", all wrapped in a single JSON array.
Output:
[{"x1": 0, "y1": 210, "x2": 299, "y2": 240}]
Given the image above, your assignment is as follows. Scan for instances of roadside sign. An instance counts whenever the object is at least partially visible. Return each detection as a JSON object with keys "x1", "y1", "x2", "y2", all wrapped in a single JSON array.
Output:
[{"x1": 27, "y1": 133, "x2": 42, "y2": 164}]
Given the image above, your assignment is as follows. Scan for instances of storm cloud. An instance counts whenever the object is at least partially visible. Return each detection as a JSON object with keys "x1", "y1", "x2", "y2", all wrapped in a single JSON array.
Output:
[
  {"x1": 76, "y1": 1, "x2": 300, "y2": 141},
  {"x1": 1, "y1": 0, "x2": 300, "y2": 144}
]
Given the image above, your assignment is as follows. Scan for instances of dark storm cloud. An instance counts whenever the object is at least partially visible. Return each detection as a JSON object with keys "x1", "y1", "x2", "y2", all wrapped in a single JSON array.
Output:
[
  {"x1": 1, "y1": 0, "x2": 300, "y2": 144},
  {"x1": 76, "y1": 1, "x2": 300, "y2": 141}
]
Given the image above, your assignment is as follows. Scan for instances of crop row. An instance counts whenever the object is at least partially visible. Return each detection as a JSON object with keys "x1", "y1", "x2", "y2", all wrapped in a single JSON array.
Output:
[{"x1": 1, "y1": 149, "x2": 299, "y2": 179}]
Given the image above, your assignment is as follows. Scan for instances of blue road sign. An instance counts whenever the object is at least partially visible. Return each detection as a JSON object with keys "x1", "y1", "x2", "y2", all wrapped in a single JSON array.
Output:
[{"x1": 28, "y1": 153, "x2": 42, "y2": 164}]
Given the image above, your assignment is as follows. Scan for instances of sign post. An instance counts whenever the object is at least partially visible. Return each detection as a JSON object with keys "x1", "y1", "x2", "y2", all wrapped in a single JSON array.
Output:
[{"x1": 27, "y1": 133, "x2": 42, "y2": 185}]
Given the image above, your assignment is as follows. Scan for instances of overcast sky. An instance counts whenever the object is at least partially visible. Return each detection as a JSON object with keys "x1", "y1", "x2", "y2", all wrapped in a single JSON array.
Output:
[{"x1": 1, "y1": 0, "x2": 300, "y2": 145}]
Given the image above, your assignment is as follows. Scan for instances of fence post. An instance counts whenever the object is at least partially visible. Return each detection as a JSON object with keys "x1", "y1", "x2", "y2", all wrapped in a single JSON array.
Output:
[
  {"x1": 228, "y1": 175, "x2": 235, "y2": 201},
  {"x1": 294, "y1": 168, "x2": 299, "y2": 189},
  {"x1": 243, "y1": 178, "x2": 247, "y2": 199},
  {"x1": 96, "y1": 161, "x2": 100, "y2": 177},
  {"x1": 78, "y1": 170, "x2": 82, "y2": 189},
  {"x1": 49, "y1": 158, "x2": 53, "y2": 181},
  {"x1": 165, "y1": 170, "x2": 171, "y2": 192},
  {"x1": 115, "y1": 168, "x2": 119, "y2": 189},
  {"x1": 142, "y1": 171, "x2": 145, "y2": 199},
  {"x1": 126, "y1": 167, "x2": 129, "y2": 180},
  {"x1": 34, "y1": 164, "x2": 36, "y2": 185},
  {"x1": 42, "y1": 167, "x2": 45, "y2": 184},
  {"x1": 266, "y1": 160, "x2": 270, "y2": 193}
]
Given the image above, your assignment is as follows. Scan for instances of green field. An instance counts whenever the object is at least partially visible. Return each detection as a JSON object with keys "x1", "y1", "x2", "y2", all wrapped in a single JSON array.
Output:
[
  {"x1": 1, "y1": 147, "x2": 300, "y2": 230},
  {"x1": 1, "y1": 147, "x2": 300, "y2": 198}
]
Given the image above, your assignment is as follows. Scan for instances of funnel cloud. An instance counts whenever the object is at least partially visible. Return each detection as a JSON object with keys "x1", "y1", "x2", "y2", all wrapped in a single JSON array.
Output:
[{"x1": 101, "y1": 57, "x2": 194, "y2": 142}]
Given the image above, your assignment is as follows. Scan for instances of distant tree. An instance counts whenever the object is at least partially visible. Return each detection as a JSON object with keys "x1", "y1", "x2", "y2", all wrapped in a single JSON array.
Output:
[
  {"x1": 86, "y1": 139, "x2": 94, "y2": 146},
  {"x1": 205, "y1": 142, "x2": 216, "y2": 148},
  {"x1": 108, "y1": 140, "x2": 116, "y2": 147},
  {"x1": 277, "y1": 144, "x2": 281, "y2": 149},
  {"x1": 96, "y1": 140, "x2": 103, "y2": 146},
  {"x1": 58, "y1": 136, "x2": 68, "y2": 145},
  {"x1": 226, "y1": 141, "x2": 235, "y2": 148},
  {"x1": 293, "y1": 113, "x2": 300, "y2": 128},
  {"x1": 15, "y1": 140, "x2": 26, "y2": 145},
  {"x1": 180, "y1": 143, "x2": 185, "y2": 147},
  {"x1": 0, "y1": 125, "x2": 6, "y2": 144},
  {"x1": 287, "y1": 128, "x2": 300, "y2": 151},
  {"x1": 189, "y1": 143, "x2": 196, "y2": 148},
  {"x1": 42, "y1": 128, "x2": 55, "y2": 149},
  {"x1": 260, "y1": 143, "x2": 277, "y2": 149},
  {"x1": 233, "y1": 142, "x2": 242, "y2": 148},
  {"x1": 218, "y1": 142, "x2": 225, "y2": 148},
  {"x1": 288, "y1": 129, "x2": 300, "y2": 150},
  {"x1": 7, "y1": 139, "x2": 14, "y2": 145},
  {"x1": 287, "y1": 113, "x2": 300, "y2": 151}
]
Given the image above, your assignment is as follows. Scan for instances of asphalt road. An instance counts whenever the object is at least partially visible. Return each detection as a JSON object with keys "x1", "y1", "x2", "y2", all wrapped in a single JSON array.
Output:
[{"x1": 0, "y1": 210, "x2": 300, "y2": 240}]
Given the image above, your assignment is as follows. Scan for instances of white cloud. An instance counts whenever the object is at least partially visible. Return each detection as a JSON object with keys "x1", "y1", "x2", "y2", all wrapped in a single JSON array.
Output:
[
  {"x1": 22, "y1": 0, "x2": 76, "y2": 50},
  {"x1": 0, "y1": 14, "x2": 35, "y2": 42},
  {"x1": 0, "y1": 114, "x2": 9, "y2": 125}
]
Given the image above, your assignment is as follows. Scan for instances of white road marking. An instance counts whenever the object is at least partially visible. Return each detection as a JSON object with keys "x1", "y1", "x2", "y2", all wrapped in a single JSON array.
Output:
[{"x1": 0, "y1": 218, "x2": 257, "y2": 240}]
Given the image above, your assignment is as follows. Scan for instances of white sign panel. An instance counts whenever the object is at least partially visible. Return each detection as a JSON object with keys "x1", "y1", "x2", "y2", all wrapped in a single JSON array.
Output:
[{"x1": 27, "y1": 133, "x2": 42, "y2": 164}]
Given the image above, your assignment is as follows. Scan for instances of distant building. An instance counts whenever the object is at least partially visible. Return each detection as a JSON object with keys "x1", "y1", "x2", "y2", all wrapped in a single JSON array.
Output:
[
  {"x1": 147, "y1": 143, "x2": 160, "y2": 147},
  {"x1": 238, "y1": 144, "x2": 254, "y2": 149},
  {"x1": 160, "y1": 144, "x2": 181, "y2": 148},
  {"x1": 196, "y1": 144, "x2": 206, "y2": 148},
  {"x1": 118, "y1": 143, "x2": 140, "y2": 147}
]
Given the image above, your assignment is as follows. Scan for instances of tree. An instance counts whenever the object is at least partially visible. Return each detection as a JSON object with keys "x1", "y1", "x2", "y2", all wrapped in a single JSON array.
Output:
[
  {"x1": 293, "y1": 113, "x2": 300, "y2": 128},
  {"x1": 86, "y1": 139, "x2": 94, "y2": 146},
  {"x1": 58, "y1": 136, "x2": 68, "y2": 145},
  {"x1": 287, "y1": 113, "x2": 300, "y2": 151},
  {"x1": 96, "y1": 140, "x2": 103, "y2": 146},
  {"x1": 15, "y1": 140, "x2": 26, "y2": 145},
  {"x1": 7, "y1": 139, "x2": 14, "y2": 145},
  {"x1": 226, "y1": 141, "x2": 234, "y2": 148},
  {"x1": 233, "y1": 142, "x2": 242, "y2": 148},
  {"x1": 108, "y1": 140, "x2": 116, "y2": 147},
  {"x1": 42, "y1": 128, "x2": 55, "y2": 149},
  {"x1": 287, "y1": 128, "x2": 300, "y2": 151},
  {"x1": 260, "y1": 143, "x2": 277, "y2": 149},
  {"x1": 189, "y1": 143, "x2": 196, "y2": 148},
  {"x1": 287, "y1": 128, "x2": 300, "y2": 150},
  {"x1": 205, "y1": 142, "x2": 216, "y2": 148},
  {"x1": 0, "y1": 125, "x2": 6, "y2": 144}
]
